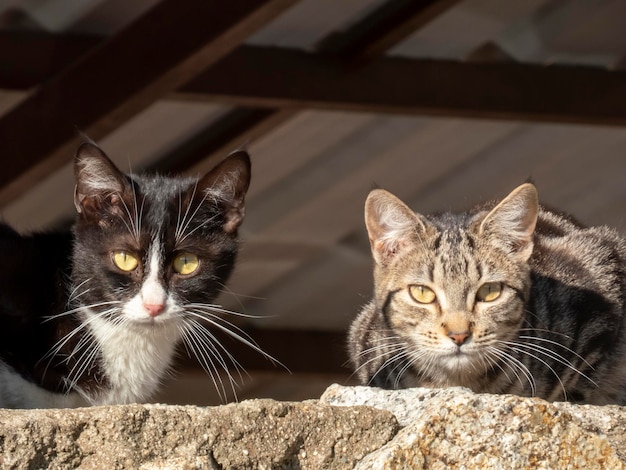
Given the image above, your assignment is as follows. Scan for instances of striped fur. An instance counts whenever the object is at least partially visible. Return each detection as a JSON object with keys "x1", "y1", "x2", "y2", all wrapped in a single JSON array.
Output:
[{"x1": 349, "y1": 184, "x2": 626, "y2": 404}]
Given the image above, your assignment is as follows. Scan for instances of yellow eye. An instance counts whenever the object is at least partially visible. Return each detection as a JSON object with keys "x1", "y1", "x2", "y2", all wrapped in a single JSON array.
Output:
[
  {"x1": 477, "y1": 282, "x2": 502, "y2": 302},
  {"x1": 173, "y1": 253, "x2": 199, "y2": 275},
  {"x1": 408, "y1": 285, "x2": 437, "y2": 304},
  {"x1": 112, "y1": 251, "x2": 139, "y2": 272}
]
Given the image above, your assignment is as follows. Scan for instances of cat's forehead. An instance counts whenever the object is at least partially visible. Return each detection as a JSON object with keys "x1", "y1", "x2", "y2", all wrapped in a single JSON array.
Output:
[
  {"x1": 395, "y1": 223, "x2": 480, "y2": 285},
  {"x1": 129, "y1": 174, "x2": 220, "y2": 237},
  {"x1": 133, "y1": 174, "x2": 198, "y2": 202},
  {"x1": 433, "y1": 228, "x2": 478, "y2": 274}
]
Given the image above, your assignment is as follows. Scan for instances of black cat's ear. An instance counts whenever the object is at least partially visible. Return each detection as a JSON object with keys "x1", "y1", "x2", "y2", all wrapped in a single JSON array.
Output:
[
  {"x1": 74, "y1": 142, "x2": 129, "y2": 216},
  {"x1": 197, "y1": 149, "x2": 251, "y2": 234},
  {"x1": 365, "y1": 189, "x2": 429, "y2": 265},
  {"x1": 479, "y1": 183, "x2": 538, "y2": 262}
]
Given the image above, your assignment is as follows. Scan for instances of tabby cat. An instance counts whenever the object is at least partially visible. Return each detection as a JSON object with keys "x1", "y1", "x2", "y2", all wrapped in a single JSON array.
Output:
[
  {"x1": 349, "y1": 183, "x2": 626, "y2": 404},
  {"x1": 0, "y1": 142, "x2": 264, "y2": 408}
]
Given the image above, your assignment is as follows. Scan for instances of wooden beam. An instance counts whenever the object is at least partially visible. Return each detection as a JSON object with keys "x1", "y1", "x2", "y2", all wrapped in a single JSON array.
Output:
[
  {"x1": 316, "y1": 0, "x2": 461, "y2": 63},
  {"x1": 0, "y1": 32, "x2": 100, "y2": 89},
  {"x1": 151, "y1": 0, "x2": 460, "y2": 176},
  {"x1": 180, "y1": 46, "x2": 626, "y2": 127},
  {"x1": 0, "y1": 0, "x2": 295, "y2": 207},
  {"x1": 150, "y1": 107, "x2": 295, "y2": 177},
  {"x1": 1, "y1": 0, "x2": 457, "y2": 92}
]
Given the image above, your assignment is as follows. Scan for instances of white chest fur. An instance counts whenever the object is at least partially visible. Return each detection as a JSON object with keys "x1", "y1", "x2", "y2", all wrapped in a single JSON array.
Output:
[
  {"x1": 86, "y1": 313, "x2": 181, "y2": 405},
  {"x1": 0, "y1": 313, "x2": 182, "y2": 409}
]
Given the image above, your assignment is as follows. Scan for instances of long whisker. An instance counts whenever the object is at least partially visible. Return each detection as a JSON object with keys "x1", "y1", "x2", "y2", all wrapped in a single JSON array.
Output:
[
  {"x1": 178, "y1": 214, "x2": 219, "y2": 245},
  {"x1": 392, "y1": 350, "x2": 423, "y2": 389},
  {"x1": 186, "y1": 318, "x2": 249, "y2": 384},
  {"x1": 40, "y1": 304, "x2": 123, "y2": 389},
  {"x1": 504, "y1": 343, "x2": 567, "y2": 401},
  {"x1": 186, "y1": 303, "x2": 275, "y2": 320},
  {"x1": 503, "y1": 340, "x2": 598, "y2": 388},
  {"x1": 178, "y1": 320, "x2": 235, "y2": 402},
  {"x1": 175, "y1": 182, "x2": 198, "y2": 244},
  {"x1": 486, "y1": 346, "x2": 536, "y2": 396},
  {"x1": 185, "y1": 309, "x2": 286, "y2": 370},
  {"x1": 176, "y1": 183, "x2": 216, "y2": 246},
  {"x1": 355, "y1": 343, "x2": 411, "y2": 385},
  {"x1": 517, "y1": 334, "x2": 595, "y2": 371},
  {"x1": 42, "y1": 300, "x2": 122, "y2": 322},
  {"x1": 117, "y1": 194, "x2": 139, "y2": 242}
]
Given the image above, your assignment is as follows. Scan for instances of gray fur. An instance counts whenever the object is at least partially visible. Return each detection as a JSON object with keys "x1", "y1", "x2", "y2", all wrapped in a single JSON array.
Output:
[{"x1": 349, "y1": 183, "x2": 626, "y2": 404}]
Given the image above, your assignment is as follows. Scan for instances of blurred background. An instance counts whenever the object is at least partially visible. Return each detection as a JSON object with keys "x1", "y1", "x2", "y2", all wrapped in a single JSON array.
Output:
[{"x1": 0, "y1": 0, "x2": 625, "y2": 405}]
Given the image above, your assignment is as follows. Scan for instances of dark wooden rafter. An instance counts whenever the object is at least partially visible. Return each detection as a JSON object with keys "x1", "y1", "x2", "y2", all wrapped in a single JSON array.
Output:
[
  {"x1": 0, "y1": 0, "x2": 296, "y2": 207},
  {"x1": 149, "y1": 107, "x2": 296, "y2": 177},
  {"x1": 0, "y1": 0, "x2": 464, "y2": 181},
  {"x1": 0, "y1": 32, "x2": 100, "y2": 89},
  {"x1": 179, "y1": 46, "x2": 626, "y2": 127},
  {"x1": 151, "y1": 0, "x2": 461, "y2": 177},
  {"x1": 316, "y1": 0, "x2": 461, "y2": 63},
  {"x1": 6, "y1": 34, "x2": 626, "y2": 129}
]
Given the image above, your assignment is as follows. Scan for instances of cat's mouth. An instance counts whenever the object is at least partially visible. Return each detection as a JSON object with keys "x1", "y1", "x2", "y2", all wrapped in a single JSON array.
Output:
[
  {"x1": 123, "y1": 308, "x2": 178, "y2": 327},
  {"x1": 443, "y1": 349, "x2": 471, "y2": 360},
  {"x1": 439, "y1": 344, "x2": 480, "y2": 366}
]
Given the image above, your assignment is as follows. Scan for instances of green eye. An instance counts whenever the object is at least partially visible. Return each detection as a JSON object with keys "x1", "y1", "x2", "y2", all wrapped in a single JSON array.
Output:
[
  {"x1": 173, "y1": 253, "x2": 199, "y2": 275},
  {"x1": 476, "y1": 282, "x2": 503, "y2": 302},
  {"x1": 408, "y1": 285, "x2": 437, "y2": 304},
  {"x1": 112, "y1": 251, "x2": 139, "y2": 272}
]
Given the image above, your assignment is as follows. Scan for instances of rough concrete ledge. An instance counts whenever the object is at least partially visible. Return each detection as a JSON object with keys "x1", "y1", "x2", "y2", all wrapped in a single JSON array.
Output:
[
  {"x1": 3, "y1": 385, "x2": 626, "y2": 469},
  {"x1": 321, "y1": 385, "x2": 626, "y2": 469},
  {"x1": 0, "y1": 399, "x2": 398, "y2": 469}
]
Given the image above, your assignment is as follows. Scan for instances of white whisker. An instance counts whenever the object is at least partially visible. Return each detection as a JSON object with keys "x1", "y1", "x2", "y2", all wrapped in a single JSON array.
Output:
[{"x1": 185, "y1": 309, "x2": 286, "y2": 371}]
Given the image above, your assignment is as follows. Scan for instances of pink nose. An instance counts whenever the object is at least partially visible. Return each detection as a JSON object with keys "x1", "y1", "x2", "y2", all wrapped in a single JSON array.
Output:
[
  {"x1": 144, "y1": 303, "x2": 165, "y2": 317},
  {"x1": 448, "y1": 331, "x2": 471, "y2": 345}
]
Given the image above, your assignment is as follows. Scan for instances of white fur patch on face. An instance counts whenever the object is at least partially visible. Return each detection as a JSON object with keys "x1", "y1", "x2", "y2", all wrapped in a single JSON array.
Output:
[{"x1": 123, "y1": 240, "x2": 173, "y2": 322}]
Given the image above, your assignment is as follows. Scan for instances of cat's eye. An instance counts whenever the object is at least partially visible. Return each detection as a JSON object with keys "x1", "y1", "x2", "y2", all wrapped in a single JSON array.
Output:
[
  {"x1": 476, "y1": 282, "x2": 503, "y2": 302},
  {"x1": 173, "y1": 253, "x2": 199, "y2": 276},
  {"x1": 112, "y1": 251, "x2": 139, "y2": 272},
  {"x1": 408, "y1": 285, "x2": 437, "y2": 304}
]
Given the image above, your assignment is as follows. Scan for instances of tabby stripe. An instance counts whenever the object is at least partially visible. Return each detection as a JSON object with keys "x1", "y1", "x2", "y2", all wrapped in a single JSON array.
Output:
[
  {"x1": 381, "y1": 289, "x2": 403, "y2": 329},
  {"x1": 509, "y1": 286, "x2": 526, "y2": 303}
]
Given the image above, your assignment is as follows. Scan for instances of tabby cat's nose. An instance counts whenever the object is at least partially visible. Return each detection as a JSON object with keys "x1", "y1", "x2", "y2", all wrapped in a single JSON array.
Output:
[{"x1": 448, "y1": 331, "x2": 471, "y2": 345}]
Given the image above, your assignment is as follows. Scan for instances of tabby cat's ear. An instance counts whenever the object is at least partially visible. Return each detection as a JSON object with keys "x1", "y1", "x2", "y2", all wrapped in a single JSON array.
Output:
[
  {"x1": 74, "y1": 142, "x2": 130, "y2": 216},
  {"x1": 365, "y1": 189, "x2": 429, "y2": 265},
  {"x1": 197, "y1": 149, "x2": 251, "y2": 234},
  {"x1": 479, "y1": 183, "x2": 538, "y2": 262}
]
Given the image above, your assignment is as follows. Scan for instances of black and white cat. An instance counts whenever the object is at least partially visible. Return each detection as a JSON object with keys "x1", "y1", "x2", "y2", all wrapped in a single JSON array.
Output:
[{"x1": 0, "y1": 142, "x2": 263, "y2": 408}]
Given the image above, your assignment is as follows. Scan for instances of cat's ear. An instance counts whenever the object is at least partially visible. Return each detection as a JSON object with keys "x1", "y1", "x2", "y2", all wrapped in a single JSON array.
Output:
[
  {"x1": 197, "y1": 149, "x2": 251, "y2": 234},
  {"x1": 365, "y1": 189, "x2": 429, "y2": 265},
  {"x1": 479, "y1": 183, "x2": 538, "y2": 262},
  {"x1": 74, "y1": 142, "x2": 131, "y2": 216}
]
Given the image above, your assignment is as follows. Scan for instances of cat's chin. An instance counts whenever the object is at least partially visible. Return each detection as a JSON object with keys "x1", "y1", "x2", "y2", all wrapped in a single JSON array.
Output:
[
  {"x1": 431, "y1": 362, "x2": 486, "y2": 390},
  {"x1": 436, "y1": 349, "x2": 486, "y2": 381}
]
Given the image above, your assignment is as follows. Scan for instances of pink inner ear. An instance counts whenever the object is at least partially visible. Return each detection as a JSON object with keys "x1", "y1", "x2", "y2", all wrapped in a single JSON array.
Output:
[{"x1": 373, "y1": 237, "x2": 401, "y2": 264}]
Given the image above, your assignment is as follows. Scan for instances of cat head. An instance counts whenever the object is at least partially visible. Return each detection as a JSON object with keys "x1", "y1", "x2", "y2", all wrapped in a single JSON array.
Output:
[
  {"x1": 364, "y1": 184, "x2": 538, "y2": 383},
  {"x1": 71, "y1": 142, "x2": 250, "y2": 325}
]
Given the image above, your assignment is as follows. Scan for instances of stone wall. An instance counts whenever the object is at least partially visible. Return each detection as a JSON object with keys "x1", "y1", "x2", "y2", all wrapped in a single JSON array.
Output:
[{"x1": 1, "y1": 385, "x2": 625, "y2": 469}]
